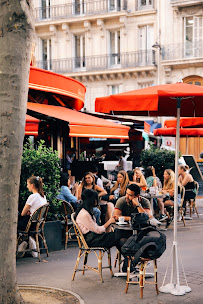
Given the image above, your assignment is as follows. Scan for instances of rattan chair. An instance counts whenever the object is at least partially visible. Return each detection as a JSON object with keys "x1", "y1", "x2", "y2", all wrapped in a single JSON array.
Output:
[
  {"x1": 125, "y1": 257, "x2": 158, "y2": 298},
  {"x1": 17, "y1": 203, "x2": 49, "y2": 261},
  {"x1": 56, "y1": 198, "x2": 75, "y2": 249},
  {"x1": 71, "y1": 212, "x2": 113, "y2": 283}
]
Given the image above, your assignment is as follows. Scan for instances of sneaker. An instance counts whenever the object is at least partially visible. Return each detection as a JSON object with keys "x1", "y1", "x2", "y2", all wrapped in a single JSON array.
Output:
[
  {"x1": 159, "y1": 214, "x2": 168, "y2": 222},
  {"x1": 150, "y1": 218, "x2": 162, "y2": 227},
  {"x1": 17, "y1": 241, "x2": 28, "y2": 258}
]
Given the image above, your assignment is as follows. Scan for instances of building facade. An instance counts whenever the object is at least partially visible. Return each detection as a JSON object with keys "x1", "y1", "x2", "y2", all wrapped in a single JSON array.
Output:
[{"x1": 33, "y1": 0, "x2": 203, "y2": 159}]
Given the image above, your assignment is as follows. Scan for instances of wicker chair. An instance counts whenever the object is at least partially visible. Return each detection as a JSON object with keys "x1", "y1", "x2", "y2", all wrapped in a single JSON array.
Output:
[
  {"x1": 56, "y1": 198, "x2": 75, "y2": 249},
  {"x1": 17, "y1": 203, "x2": 49, "y2": 261},
  {"x1": 71, "y1": 212, "x2": 113, "y2": 283}
]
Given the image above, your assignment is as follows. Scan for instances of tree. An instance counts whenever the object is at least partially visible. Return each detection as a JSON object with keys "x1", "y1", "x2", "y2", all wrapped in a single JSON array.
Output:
[{"x1": 0, "y1": 1, "x2": 34, "y2": 303}]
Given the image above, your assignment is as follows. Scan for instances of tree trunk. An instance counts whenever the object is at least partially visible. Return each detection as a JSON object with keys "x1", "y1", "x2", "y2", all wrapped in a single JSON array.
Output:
[{"x1": 0, "y1": 1, "x2": 34, "y2": 303}]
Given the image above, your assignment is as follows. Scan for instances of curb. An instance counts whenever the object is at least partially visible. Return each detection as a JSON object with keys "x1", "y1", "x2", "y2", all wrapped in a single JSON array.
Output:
[{"x1": 19, "y1": 284, "x2": 85, "y2": 304}]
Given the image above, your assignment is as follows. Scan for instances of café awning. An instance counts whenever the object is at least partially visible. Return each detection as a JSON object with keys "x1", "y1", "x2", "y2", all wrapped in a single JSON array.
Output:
[
  {"x1": 27, "y1": 102, "x2": 130, "y2": 139},
  {"x1": 25, "y1": 114, "x2": 39, "y2": 136},
  {"x1": 29, "y1": 67, "x2": 86, "y2": 111},
  {"x1": 164, "y1": 117, "x2": 203, "y2": 128}
]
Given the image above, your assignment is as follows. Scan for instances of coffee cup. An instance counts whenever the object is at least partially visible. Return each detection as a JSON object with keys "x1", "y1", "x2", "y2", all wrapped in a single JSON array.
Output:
[{"x1": 118, "y1": 216, "x2": 125, "y2": 224}]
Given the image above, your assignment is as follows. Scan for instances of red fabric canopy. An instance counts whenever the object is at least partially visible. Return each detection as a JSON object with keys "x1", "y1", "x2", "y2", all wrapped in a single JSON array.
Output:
[
  {"x1": 95, "y1": 83, "x2": 203, "y2": 117},
  {"x1": 164, "y1": 117, "x2": 203, "y2": 128},
  {"x1": 154, "y1": 127, "x2": 203, "y2": 137},
  {"x1": 25, "y1": 114, "x2": 39, "y2": 136},
  {"x1": 27, "y1": 102, "x2": 130, "y2": 139},
  {"x1": 29, "y1": 67, "x2": 86, "y2": 111}
]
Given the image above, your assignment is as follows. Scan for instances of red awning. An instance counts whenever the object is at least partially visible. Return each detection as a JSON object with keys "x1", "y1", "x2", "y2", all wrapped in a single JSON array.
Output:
[
  {"x1": 27, "y1": 102, "x2": 130, "y2": 139},
  {"x1": 29, "y1": 67, "x2": 86, "y2": 111},
  {"x1": 164, "y1": 117, "x2": 203, "y2": 128},
  {"x1": 154, "y1": 127, "x2": 203, "y2": 137},
  {"x1": 25, "y1": 114, "x2": 39, "y2": 136}
]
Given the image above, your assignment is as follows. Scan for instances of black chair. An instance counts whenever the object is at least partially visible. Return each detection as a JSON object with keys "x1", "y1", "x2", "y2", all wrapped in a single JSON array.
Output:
[
  {"x1": 56, "y1": 198, "x2": 76, "y2": 249},
  {"x1": 17, "y1": 203, "x2": 49, "y2": 261}
]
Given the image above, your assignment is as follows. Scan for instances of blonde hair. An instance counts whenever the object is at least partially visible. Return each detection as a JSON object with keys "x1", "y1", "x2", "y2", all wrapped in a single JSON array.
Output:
[
  {"x1": 133, "y1": 168, "x2": 147, "y2": 185},
  {"x1": 110, "y1": 170, "x2": 129, "y2": 197},
  {"x1": 81, "y1": 172, "x2": 95, "y2": 187},
  {"x1": 179, "y1": 165, "x2": 189, "y2": 172},
  {"x1": 163, "y1": 169, "x2": 175, "y2": 190}
]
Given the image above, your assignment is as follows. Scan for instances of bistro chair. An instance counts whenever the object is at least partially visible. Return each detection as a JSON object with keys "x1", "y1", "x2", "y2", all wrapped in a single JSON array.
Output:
[
  {"x1": 125, "y1": 256, "x2": 158, "y2": 298},
  {"x1": 56, "y1": 198, "x2": 76, "y2": 249},
  {"x1": 185, "y1": 181, "x2": 199, "y2": 218},
  {"x1": 17, "y1": 203, "x2": 49, "y2": 261},
  {"x1": 71, "y1": 212, "x2": 113, "y2": 283}
]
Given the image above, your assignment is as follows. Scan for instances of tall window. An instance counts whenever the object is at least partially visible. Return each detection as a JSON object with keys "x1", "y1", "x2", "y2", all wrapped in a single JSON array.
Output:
[
  {"x1": 183, "y1": 76, "x2": 203, "y2": 86},
  {"x1": 109, "y1": 30, "x2": 121, "y2": 66},
  {"x1": 138, "y1": 25, "x2": 153, "y2": 64},
  {"x1": 74, "y1": 0, "x2": 85, "y2": 15},
  {"x1": 41, "y1": 0, "x2": 51, "y2": 19},
  {"x1": 75, "y1": 35, "x2": 85, "y2": 68},
  {"x1": 138, "y1": 0, "x2": 153, "y2": 10},
  {"x1": 108, "y1": 85, "x2": 121, "y2": 95},
  {"x1": 184, "y1": 16, "x2": 203, "y2": 57},
  {"x1": 41, "y1": 38, "x2": 52, "y2": 70},
  {"x1": 109, "y1": 0, "x2": 121, "y2": 11}
]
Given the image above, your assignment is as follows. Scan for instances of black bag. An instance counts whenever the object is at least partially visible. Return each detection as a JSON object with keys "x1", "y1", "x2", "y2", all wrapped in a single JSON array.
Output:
[
  {"x1": 121, "y1": 226, "x2": 166, "y2": 266},
  {"x1": 131, "y1": 212, "x2": 150, "y2": 229}
]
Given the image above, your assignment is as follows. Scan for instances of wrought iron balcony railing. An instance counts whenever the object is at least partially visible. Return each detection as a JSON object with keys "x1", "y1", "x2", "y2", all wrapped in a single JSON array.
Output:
[
  {"x1": 35, "y1": 0, "x2": 127, "y2": 21},
  {"x1": 161, "y1": 42, "x2": 203, "y2": 61},
  {"x1": 36, "y1": 50, "x2": 155, "y2": 73},
  {"x1": 171, "y1": 0, "x2": 203, "y2": 5}
]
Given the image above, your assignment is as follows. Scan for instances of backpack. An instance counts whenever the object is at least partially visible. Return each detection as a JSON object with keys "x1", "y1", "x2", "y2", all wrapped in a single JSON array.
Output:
[{"x1": 121, "y1": 226, "x2": 166, "y2": 267}]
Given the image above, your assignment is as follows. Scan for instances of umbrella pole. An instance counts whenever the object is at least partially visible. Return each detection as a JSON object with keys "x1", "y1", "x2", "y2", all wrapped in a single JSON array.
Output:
[{"x1": 159, "y1": 97, "x2": 191, "y2": 295}]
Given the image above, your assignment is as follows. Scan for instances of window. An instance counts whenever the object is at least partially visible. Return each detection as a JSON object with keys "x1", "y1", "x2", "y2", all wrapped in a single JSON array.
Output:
[
  {"x1": 41, "y1": 0, "x2": 51, "y2": 19},
  {"x1": 74, "y1": 34, "x2": 86, "y2": 68},
  {"x1": 183, "y1": 76, "x2": 203, "y2": 86},
  {"x1": 184, "y1": 16, "x2": 203, "y2": 57},
  {"x1": 109, "y1": 0, "x2": 121, "y2": 11},
  {"x1": 74, "y1": 0, "x2": 85, "y2": 15},
  {"x1": 41, "y1": 38, "x2": 52, "y2": 70},
  {"x1": 108, "y1": 85, "x2": 121, "y2": 95},
  {"x1": 138, "y1": 25, "x2": 153, "y2": 64},
  {"x1": 138, "y1": 82, "x2": 153, "y2": 89},
  {"x1": 109, "y1": 30, "x2": 121, "y2": 66},
  {"x1": 138, "y1": 0, "x2": 153, "y2": 10}
]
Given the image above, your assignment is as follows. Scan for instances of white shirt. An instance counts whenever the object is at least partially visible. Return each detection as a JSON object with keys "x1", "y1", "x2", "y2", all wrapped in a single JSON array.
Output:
[{"x1": 26, "y1": 193, "x2": 47, "y2": 215}]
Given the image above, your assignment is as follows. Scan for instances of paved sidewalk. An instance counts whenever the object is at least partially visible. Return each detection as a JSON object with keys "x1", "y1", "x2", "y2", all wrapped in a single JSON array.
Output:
[{"x1": 17, "y1": 200, "x2": 203, "y2": 304}]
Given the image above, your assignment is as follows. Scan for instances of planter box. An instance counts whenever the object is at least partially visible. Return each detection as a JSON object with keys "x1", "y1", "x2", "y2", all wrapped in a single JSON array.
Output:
[{"x1": 44, "y1": 220, "x2": 63, "y2": 252}]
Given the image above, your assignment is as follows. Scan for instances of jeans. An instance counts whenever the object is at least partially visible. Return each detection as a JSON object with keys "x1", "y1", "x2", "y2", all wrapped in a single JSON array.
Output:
[{"x1": 93, "y1": 207, "x2": 101, "y2": 225}]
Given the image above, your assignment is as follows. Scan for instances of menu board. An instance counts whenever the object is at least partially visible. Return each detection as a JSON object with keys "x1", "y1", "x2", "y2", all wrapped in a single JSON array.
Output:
[{"x1": 197, "y1": 160, "x2": 203, "y2": 197}]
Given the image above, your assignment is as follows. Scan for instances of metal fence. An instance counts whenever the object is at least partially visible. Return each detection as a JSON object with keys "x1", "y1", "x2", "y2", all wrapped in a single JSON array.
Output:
[
  {"x1": 161, "y1": 42, "x2": 203, "y2": 61},
  {"x1": 35, "y1": 0, "x2": 127, "y2": 21},
  {"x1": 36, "y1": 50, "x2": 156, "y2": 73}
]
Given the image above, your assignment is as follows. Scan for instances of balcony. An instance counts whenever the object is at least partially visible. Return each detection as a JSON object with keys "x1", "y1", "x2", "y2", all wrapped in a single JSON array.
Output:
[
  {"x1": 35, "y1": 0, "x2": 127, "y2": 22},
  {"x1": 170, "y1": 0, "x2": 203, "y2": 7},
  {"x1": 36, "y1": 50, "x2": 155, "y2": 74},
  {"x1": 161, "y1": 42, "x2": 203, "y2": 65}
]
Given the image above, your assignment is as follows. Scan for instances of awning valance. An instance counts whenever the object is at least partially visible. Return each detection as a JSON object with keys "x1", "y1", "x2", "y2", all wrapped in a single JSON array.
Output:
[
  {"x1": 29, "y1": 67, "x2": 86, "y2": 110},
  {"x1": 27, "y1": 102, "x2": 130, "y2": 139},
  {"x1": 164, "y1": 117, "x2": 203, "y2": 128},
  {"x1": 25, "y1": 114, "x2": 39, "y2": 136}
]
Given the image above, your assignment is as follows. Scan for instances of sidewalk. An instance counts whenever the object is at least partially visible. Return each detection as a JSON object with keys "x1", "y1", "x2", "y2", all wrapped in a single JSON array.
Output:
[{"x1": 17, "y1": 200, "x2": 203, "y2": 304}]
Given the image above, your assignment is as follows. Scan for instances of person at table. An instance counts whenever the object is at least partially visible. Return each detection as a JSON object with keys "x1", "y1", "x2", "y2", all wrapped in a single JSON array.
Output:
[
  {"x1": 57, "y1": 172, "x2": 79, "y2": 210},
  {"x1": 78, "y1": 172, "x2": 107, "y2": 224},
  {"x1": 178, "y1": 165, "x2": 196, "y2": 202},
  {"x1": 109, "y1": 170, "x2": 129, "y2": 205},
  {"x1": 76, "y1": 189, "x2": 124, "y2": 250},
  {"x1": 145, "y1": 166, "x2": 157, "y2": 188},
  {"x1": 131, "y1": 168, "x2": 147, "y2": 190},
  {"x1": 157, "y1": 169, "x2": 181, "y2": 223},
  {"x1": 18, "y1": 176, "x2": 47, "y2": 231}
]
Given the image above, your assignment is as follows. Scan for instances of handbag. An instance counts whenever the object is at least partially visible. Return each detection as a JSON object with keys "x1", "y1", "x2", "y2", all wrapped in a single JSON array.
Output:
[{"x1": 131, "y1": 212, "x2": 150, "y2": 230}]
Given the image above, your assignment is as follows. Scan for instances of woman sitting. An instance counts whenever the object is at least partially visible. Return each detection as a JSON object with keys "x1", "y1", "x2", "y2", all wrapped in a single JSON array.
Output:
[
  {"x1": 78, "y1": 172, "x2": 107, "y2": 224},
  {"x1": 109, "y1": 170, "x2": 129, "y2": 205},
  {"x1": 18, "y1": 176, "x2": 47, "y2": 231},
  {"x1": 131, "y1": 168, "x2": 147, "y2": 190},
  {"x1": 76, "y1": 189, "x2": 123, "y2": 250},
  {"x1": 178, "y1": 165, "x2": 196, "y2": 202},
  {"x1": 157, "y1": 169, "x2": 181, "y2": 223},
  {"x1": 57, "y1": 172, "x2": 79, "y2": 210},
  {"x1": 145, "y1": 166, "x2": 157, "y2": 188}
]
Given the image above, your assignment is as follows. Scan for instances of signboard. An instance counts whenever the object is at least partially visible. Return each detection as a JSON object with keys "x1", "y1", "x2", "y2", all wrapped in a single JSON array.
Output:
[{"x1": 183, "y1": 155, "x2": 203, "y2": 196}]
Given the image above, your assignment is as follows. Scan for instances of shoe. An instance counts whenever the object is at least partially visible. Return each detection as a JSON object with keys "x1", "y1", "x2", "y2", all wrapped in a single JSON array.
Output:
[
  {"x1": 166, "y1": 217, "x2": 173, "y2": 228},
  {"x1": 150, "y1": 218, "x2": 161, "y2": 227},
  {"x1": 159, "y1": 214, "x2": 168, "y2": 222},
  {"x1": 17, "y1": 241, "x2": 28, "y2": 258}
]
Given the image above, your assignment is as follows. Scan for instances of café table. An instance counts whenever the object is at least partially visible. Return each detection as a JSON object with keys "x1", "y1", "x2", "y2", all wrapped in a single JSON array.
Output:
[{"x1": 141, "y1": 192, "x2": 164, "y2": 215}]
